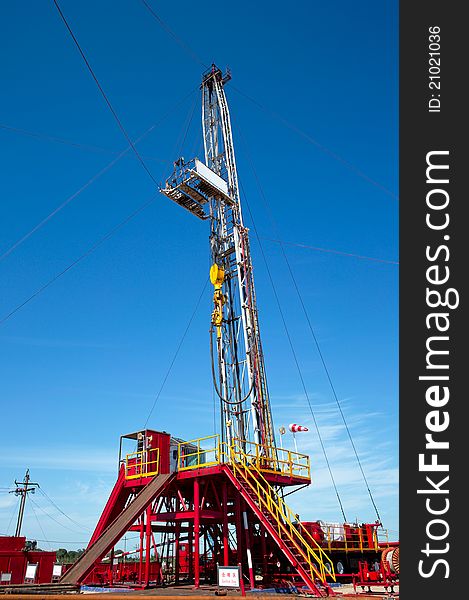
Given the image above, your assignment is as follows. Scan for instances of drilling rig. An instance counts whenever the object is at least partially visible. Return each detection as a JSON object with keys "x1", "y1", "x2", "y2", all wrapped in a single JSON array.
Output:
[
  {"x1": 162, "y1": 65, "x2": 275, "y2": 455},
  {"x1": 59, "y1": 65, "x2": 337, "y2": 597}
]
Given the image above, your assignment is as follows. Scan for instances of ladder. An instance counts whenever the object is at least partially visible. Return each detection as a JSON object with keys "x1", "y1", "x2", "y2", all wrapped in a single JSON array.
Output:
[{"x1": 224, "y1": 442, "x2": 335, "y2": 597}]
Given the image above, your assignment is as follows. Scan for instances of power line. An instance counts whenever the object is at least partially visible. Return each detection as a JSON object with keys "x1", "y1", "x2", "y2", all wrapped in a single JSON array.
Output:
[
  {"x1": 26, "y1": 534, "x2": 140, "y2": 545},
  {"x1": 0, "y1": 88, "x2": 195, "y2": 264},
  {"x1": 144, "y1": 278, "x2": 209, "y2": 427},
  {"x1": 5, "y1": 497, "x2": 19, "y2": 535},
  {"x1": 28, "y1": 538, "x2": 88, "y2": 545},
  {"x1": 38, "y1": 487, "x2": 90, "y2": 532},
  {"x1": 232, "y1": 85, "x2": 398, "y2": 202},
  {"x1": 52, "y1": 0, "x2": 159, "y2": 186},
  {"x1": 29, "y1": 496, "x2": 85, "y2": 536},
  {"x1": 138, "y1": 0, "x2": 208, "y2": 69},
  {"x1": 0, "y1": 194, "x2": 158, "y2": 326},
  {"x1": 264, "y1": 238, "x2": 399, "y2": 266},
  {"x1": 29, "y1": 499, "x2": 52, "y2": 550}
]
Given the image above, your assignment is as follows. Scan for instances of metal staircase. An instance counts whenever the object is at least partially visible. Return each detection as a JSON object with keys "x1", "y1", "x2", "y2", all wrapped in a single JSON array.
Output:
[
  {"x1": 224, "y1": 442, "x2": 335, "y2": 597},
  {"x1": 60, "y1": 473, "x2": 173, "y2": 584}
]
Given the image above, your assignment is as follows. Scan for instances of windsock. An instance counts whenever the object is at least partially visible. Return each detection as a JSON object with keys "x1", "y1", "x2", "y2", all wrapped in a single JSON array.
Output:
[{"x1": 289, "y1": 423, "x2": 309, "y2": 433}]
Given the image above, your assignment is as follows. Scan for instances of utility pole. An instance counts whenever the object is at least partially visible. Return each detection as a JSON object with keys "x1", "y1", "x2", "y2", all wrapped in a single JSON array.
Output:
[{"x1": 10, "y1": 469, "x2": 39, "y2": 537}]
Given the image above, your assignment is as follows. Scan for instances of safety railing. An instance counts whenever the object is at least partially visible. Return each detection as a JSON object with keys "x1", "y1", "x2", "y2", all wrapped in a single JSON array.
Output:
[
  {"x1": 124, "y1": 448, "x2": 160, "y2": 480},
  {"x1": 229, "y1": 441, "x2": 335, "y2": 585},
  {"x1": 177, "y1": 434, "x2": 221, "y2": 471},
  {"x1": 176, "y1": 434, "x2": 310, "y2": 480},
  {"x1": 321, "y1": 523, "x2": 390, "y2": 553},
  {"x1": 236, "y1": 438, "x2": 310, "y2": 480}
]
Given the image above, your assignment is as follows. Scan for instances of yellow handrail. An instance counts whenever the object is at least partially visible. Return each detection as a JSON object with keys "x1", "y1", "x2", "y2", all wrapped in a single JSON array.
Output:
[
  {"x1": 234, "y1": 438, "x2": 311, "y2": 480},
  {"x1": 320, "y1": 522, "x2": 388, "y2": 553},
  {"x1": 175, "y1": 433, "x2": 310, "y2": 480},
  {"x1": 228, "y1": 441, "x2": 335, "y2": 585},
  {"x1": 125, "y1": 448, "x2": 160, "y2": 480},
  {"x1": 177, "y1": 434, "x2": 220, "y2": 471}
]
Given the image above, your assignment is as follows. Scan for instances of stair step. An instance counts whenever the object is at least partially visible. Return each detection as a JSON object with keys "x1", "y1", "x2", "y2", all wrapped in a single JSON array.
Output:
[{"x1": 231, "y1": 465, "x2": 330, "y2": 596}]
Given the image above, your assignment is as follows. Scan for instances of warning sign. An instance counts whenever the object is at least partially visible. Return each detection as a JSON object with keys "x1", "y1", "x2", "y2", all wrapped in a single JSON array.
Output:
[{"x1": 217, "y1": 566, "x2": 240, "y2": 587}]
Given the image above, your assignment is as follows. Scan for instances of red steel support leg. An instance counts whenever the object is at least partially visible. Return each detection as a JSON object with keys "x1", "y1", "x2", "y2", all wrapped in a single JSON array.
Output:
[
  {"x1": 194, "y1": 477, "x2": 200, "y2": 589},
  {"x1": 139, "y1": 517, "x2": 144, "y2": 585},
  {"x1": 109, "y1": 548, "x2": 114, "y2": 586},
  {"x1": 235, "y1": 494, "x2": 243, "y2": 571},
  {"x1": 222, "y1": 482, "x2": 229, "y2": 566},
  {"x1": 150, "y1": 532, "x2": 160, "y2": 584},
  {"x1": 188, "y1": 528, "x2": 193, "y2": 581},
  {"x1": 203, "y1": 528, "x2": 207, "y2": 582},
  {"x1": 239, "y1": 562, "x2": 246, "y2": 597},
  {"x1": 175, "y1": 522, "x2": 181, "y2": 585},
  {"x1": 243, "y1": 505, "x2": 255, "y2": 589},
  {"x1": 145, "y1": 505, "x2": 151, "y2": 587},
  {"x1": 260, "y1": 526, "x2": 267, "y2": 576}
]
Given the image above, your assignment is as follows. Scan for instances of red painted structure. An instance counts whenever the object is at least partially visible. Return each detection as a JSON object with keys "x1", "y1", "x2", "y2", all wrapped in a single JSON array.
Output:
[
  {"x1": 300, "y1": 521, "x2": 398, "y2": 580},
  {"x1": 0, "y1": 536, "x2": 56, "y2": 585},
  {"x1": 352, "y1": 559, "x2": 399, "y2": 594},
  {"x1": 60, "y1": 430, "x2": 398, "y2": 596},
  {"x1": 60, "y1": 429, "x2": 335, "y2": 597}
]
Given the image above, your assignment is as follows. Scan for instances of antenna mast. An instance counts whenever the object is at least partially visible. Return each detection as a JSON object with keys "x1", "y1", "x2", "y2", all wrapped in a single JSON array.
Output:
[{"x1": 161, "y1": 64, "x2": 276, "y2": 457}]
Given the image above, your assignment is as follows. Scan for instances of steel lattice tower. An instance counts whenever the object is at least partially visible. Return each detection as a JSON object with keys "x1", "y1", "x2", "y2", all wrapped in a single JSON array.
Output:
[
  {"x1": 60, "y1": 67, "x2": 339, "y2": 597},
  {"x1": 161, "y1": 65, "x2": 276, "y2": 456}
]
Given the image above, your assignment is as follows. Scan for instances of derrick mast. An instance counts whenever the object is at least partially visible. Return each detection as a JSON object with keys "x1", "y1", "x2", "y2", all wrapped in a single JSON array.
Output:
[
  {"x1": 161, "y1": 65, "x2": 276, "y2": 456},
  {"x1": 59, "y1": 66, "x2": 339, "y2": 598}
]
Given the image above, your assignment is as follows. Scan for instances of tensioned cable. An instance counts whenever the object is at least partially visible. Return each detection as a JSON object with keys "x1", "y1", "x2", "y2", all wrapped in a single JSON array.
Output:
[
  {"x1": 264, "y1": 238, "x2": 399, "y2": 266},
  {"x1": 238, "y1": 180, "x2": 347, "y2": 522},
  {"x1": 232, "y1": 85, "x2": 398, "y2": 202},
  {"x1": 238, "y1": 127, "x2": 382, "y2": 522},
  {"x1": 0, "y1": 122, "x2": 166, "y2": 162},
  {"x1": 175, "y1": 97, "x2": 197, "y2": 164},
  {"x1": 0, "y1": 89, "x2": 196, "y2": 264},
  {"x1": 138, "y1": 0, "x2": 208, "y2": 69},
  {"x1": 135, "y1": 0, "x2": 396, "y2": 204},
  {"x1": 0, "y1": 126, "x2": 153, "y2": 264},
  {"x1": 30, "y1": 496, "x2": 82, "y2": 536},
  {"x1": 5, "y1": 497, "x2": 19, "y2": 534},
  {"x1": 38, "y1": 487, "x2": 90, "y2": 532},
  {"x1": 30, "y1": 538, "x2": 87, "y2": 545},
  {"x1": 29, "y1": 498, "x2": 52, "y2": 549},
  {"x1": 52, "y1": 0, "x2": 159, "y2": 186},
  {"x1": 143, "y1": 278, "x2": 209, "y2": 427},
  {"x1": 0, "y1": 194, "x2": 158, "y2": 326},
  {"x1": 30, "y1": 534, "x2": 140, "y2": 545}
]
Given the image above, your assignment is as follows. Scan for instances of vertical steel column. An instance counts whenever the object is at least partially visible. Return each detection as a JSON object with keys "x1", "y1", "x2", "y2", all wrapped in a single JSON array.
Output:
[
  {"x1": 260, "y1": 526, "x2": 267, "y2": 575},
  {"x1": 235, "y1": 494, "x2": 243, "y2": 566},
  {"x1": 145, "y1": 505, "x2": 152, "y2": 586},
  {"x1": 175, "y1": 522, "x2": 181, "y2": 584},
  {"x1": 222, "y1": 482, "x2": 229, "y2": 566},
  {"x1": 138, "y1": 516, "x2": 144, "y2": 584},
  {"x1": 188, "y1": 526, "x2": 193, "y2": 581},
  {"x1": 194, "y1": 478, "x2": 200, "y2": 588},
  {"x1": 242, "y1": 506, "x2": 255, "y2": 589},
  {"x1": 109, "y1": 548, "x2": 114, "y2": 586},
  {"x1": 151, "y1": 532, "x2": 160, "y2": 584}
]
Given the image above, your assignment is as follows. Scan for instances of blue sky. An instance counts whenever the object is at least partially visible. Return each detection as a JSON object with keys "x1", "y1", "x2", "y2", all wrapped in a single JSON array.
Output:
[{"x1": 0, "y1": 1, "x2": 398, "y2": 549}]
